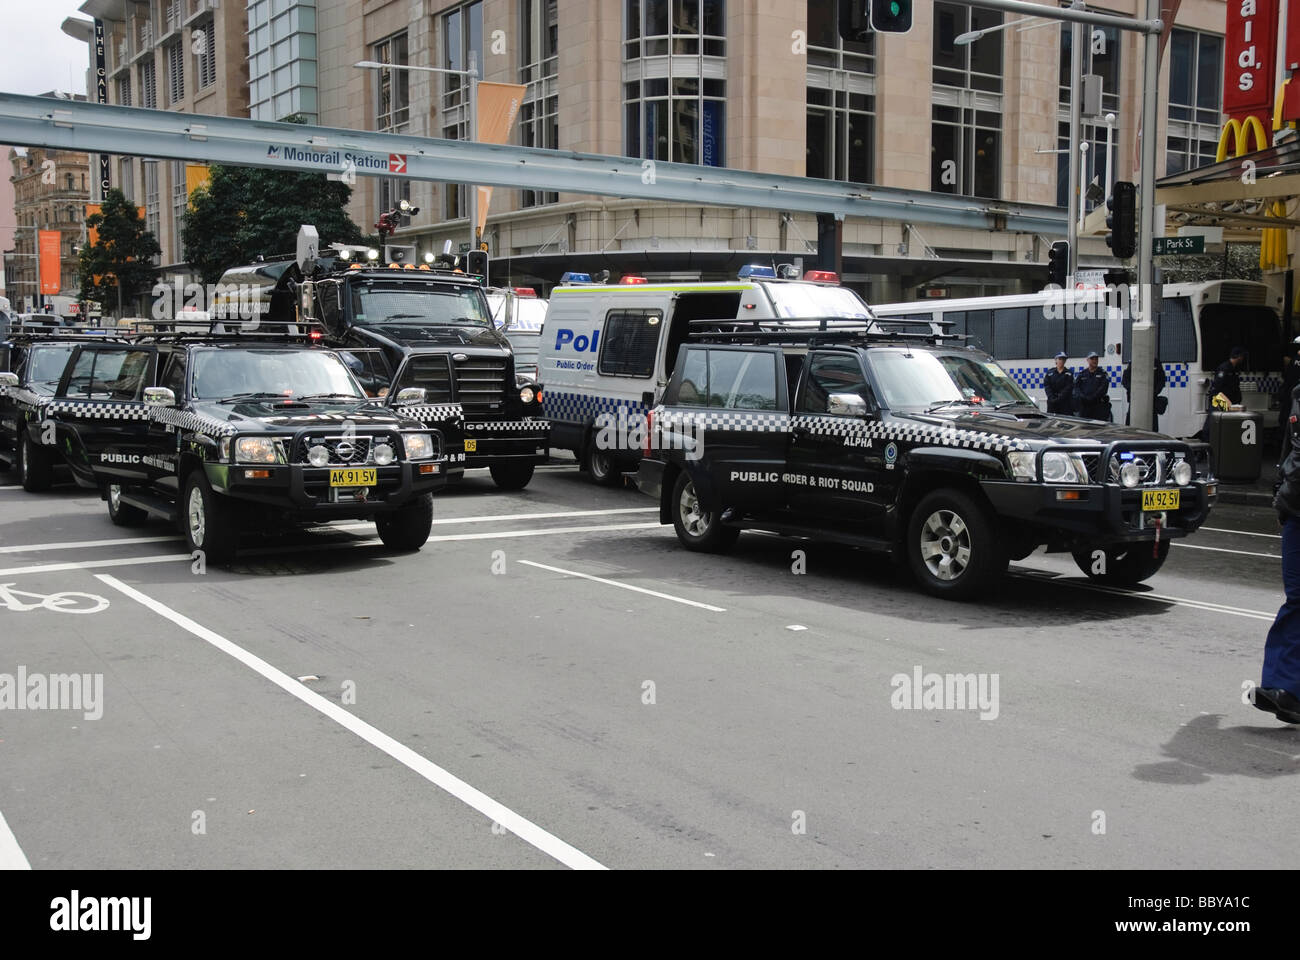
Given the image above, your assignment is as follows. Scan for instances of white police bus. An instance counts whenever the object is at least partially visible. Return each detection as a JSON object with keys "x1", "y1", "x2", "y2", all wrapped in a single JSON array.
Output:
[{"x1": 871, "y1": 280, "x2": 1284, "y2": 439}]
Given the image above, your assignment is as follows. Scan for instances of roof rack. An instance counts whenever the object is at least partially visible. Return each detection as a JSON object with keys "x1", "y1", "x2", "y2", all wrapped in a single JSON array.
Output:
[
  {"x1": 131, "y1": 319, "x2": 328, "y2": 342},
  {"x1": 6, "y1": 319, "x2": 120, "y2": 337},
  {"x1": 686, "y1": 317, "x2": 962, "y2": 347}
]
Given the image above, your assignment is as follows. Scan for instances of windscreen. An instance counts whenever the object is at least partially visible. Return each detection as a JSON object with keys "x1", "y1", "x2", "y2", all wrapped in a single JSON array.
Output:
[
  {"x1": 765, "y1": 283, "x2": 872, "y2": 319},
  {"x1": 351, "y1": 282, "x2": 491, "y2": 327},
  {"x1": 866, "y1": 349, "x2": 1034, "y2": 410},
  {"x1": 28, "y1": 345, "x2": 76, "y2": 386},
  {"x1": 191, "y1": 348, "x2": 363, "y2": 401}
]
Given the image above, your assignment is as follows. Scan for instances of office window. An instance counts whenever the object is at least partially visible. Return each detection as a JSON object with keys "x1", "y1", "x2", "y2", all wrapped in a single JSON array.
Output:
[
  {"x1": 119, "y1": 158, "x2": 134, "y2": 203},
  {"x1": 806, "y1": 1, "x2": 875, "y2": 185},
  {"x1": 932, "y1": 2, "x2": 1002, "y2": 199},
  {"x1": 442, "y1": 3, "x2": 483, "y2": 219},
  {"x1": 115, "y1": 75, "x2": 132, "y2": 107},
  {"x1": 520, "y1": 0, "x2": 559, "y2": 207},
  {"x1": 144, "y1": 161, "x2": 160, "y2": 262},
  {"x1": 1166, "y1": 29, "x2": 1223, "y2": 175},
  {"x1": 1056, "y1": 23, "x2": 1122, "y2": 207},
  {"x1": 140, "y1": 57, "x2": 157, "y2": 109},
  {"x1": 624, "y1": 0, "x2": 726, "y2": 167},
  {"x1": 196, "y1": 16, "x2": 216, "y2": 89},
  {"x1": 166, "y1": 40, "x2": 185, "y2": 104},
  {"x1": 375, "y1": 31, "x2": 409, "y2": 130},
  {"x1": 171, "y1": 161, "x2": 187, "y2": 263}
]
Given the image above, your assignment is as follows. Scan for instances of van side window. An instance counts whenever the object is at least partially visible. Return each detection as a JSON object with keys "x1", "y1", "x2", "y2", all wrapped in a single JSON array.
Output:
[{"x1": 598, "y1": 310, "x2": 663, "y2": 378}]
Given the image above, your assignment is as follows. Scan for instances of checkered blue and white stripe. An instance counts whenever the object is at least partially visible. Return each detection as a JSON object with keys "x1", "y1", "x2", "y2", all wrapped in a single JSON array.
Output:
[
  {"x1": 150, "y1": 406, "x2": 240, "y2": 436},
  {"x1": 544, "y1": 390, "x2": 648, "y2": 426},
  {"x1": 656, "y1": 408, "x2": 791, "y2": 432},
  {"x1": 1007, "y1": 363, "x2": 1190, "y2": 391},
  {"x1": 4, "y1": 387, "x2": 48, "y2": 411},
  {"x1": 46, "y1": 399, "x2": 151, "y2": 421},
  {"x1": 791, "y1": 414, "x2": 1032, "y2": 453},
  {"x1": 398, "y1": 403, "x2": 464, "y2": 425}
]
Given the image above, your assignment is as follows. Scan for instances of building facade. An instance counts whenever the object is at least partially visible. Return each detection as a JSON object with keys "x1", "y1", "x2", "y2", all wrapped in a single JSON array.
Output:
[{"x1": 6, "y1": 145, "x2": 92, "y2": 312}]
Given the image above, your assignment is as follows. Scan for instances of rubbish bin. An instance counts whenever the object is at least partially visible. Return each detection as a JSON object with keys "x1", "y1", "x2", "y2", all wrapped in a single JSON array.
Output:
[{"x1": 1207, "y1": 409, "x2": 1263, "y2": 482}]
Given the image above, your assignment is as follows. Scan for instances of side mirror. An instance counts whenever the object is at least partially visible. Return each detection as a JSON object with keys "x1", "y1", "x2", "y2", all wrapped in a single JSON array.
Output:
[
  {"x1": 0, "y1": 372, "x2": 18, "y2": 389},
  {"x1": 394, "y1": 386, "x2": 426, "y2": 406},
  {"x1": 143, "y1": 386, "x2": 176, "y2": 406},
  {"x1": 827, "y1": 392, "x2": 869, "y2": 418}
]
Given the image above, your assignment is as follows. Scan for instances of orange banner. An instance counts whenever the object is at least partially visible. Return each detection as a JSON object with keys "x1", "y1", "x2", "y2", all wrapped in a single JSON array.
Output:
[
  {"x1": 185, "y1": 163, "x2": 210, "y2": 199},
  {"x1": 84, "y1": 203, "x2": 148, "y2": 248},
  {"x1": 38, "y1": 230, "x2": 61, "y2": 295},
  {"x1": 473, "y1": 82, "x2": 527, "y2": 239}
]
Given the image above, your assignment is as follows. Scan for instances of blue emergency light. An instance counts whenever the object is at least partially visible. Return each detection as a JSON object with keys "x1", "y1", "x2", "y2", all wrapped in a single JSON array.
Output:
[
  {"x1": 560, "y1": 272, "x2": 593, "y2": 283},
  {"x1": 738, "y1": 264, "x2": 777, "y2": 279}
]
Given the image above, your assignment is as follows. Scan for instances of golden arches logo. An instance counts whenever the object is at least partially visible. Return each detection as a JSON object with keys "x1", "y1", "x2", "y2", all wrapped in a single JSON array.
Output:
[{"x1": 1216, "y1": 115, "x2": 1268, "y2": 162}]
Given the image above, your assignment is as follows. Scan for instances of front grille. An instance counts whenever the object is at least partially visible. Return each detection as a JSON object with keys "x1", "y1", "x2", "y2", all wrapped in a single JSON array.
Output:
[
  {"x1": 294, "y1": 434, "x2": 389, "y2": 465},
  {"x1": 1107, "y1": 451, "x2": 1173, "y2": 486},
  {"x1": 397, "y1": 355, "x2": 453, "y2": 404},
  {"x1": 454, "y1": 355, "x2": 507, "y2": 413}
]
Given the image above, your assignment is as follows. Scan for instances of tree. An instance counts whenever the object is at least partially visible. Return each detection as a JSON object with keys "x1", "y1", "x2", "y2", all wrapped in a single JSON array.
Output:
[
  {"x1": 77, "y1": 188, "x2": 161, "y2": 318},
  {"x1": 183, "y1": 125, "x2": 369, "y2": 284},
  {"x1": 1158, "y1": 243, "x2": 1263, "y2": 284}
]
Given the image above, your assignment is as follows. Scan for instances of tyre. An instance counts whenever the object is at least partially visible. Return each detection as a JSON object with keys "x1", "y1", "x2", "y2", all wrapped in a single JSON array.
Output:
[
  {"x1": 1071, "y1": 540, "x2": 1170, "y2": 585},
  {"x1": 670, "y1": 472, "x2": 739, "y2": 553},
  {"x1": 106, "y1": 483, "x2": 147, "y2": 527},
  {"x1": 906, "y1": 488, "x2": 1007, "y2": 600},
  {"x1": 488, "y1": 461, "x2": 535, "y2": 491},
  {"x1": 583, "y1": 435, "x2": 621, "y2": 487},
  {"x1": 376, "y1": 492, "x2": 434, "y2": 551},
  {"x1": 19, "y1": 432, "x2": 53, "y2": 492},
  {"x1": 182, "y1": 470, "x2": 238, "y2": 563}
]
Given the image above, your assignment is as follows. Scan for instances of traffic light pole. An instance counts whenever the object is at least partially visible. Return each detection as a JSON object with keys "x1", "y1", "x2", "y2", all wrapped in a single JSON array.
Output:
[
  {"x1": 1129, "y1": 0, "x2": 1162, "y2": 433},
  {"x1": 1066, "y1": 1, "x2": 1083, "y2": 285}
]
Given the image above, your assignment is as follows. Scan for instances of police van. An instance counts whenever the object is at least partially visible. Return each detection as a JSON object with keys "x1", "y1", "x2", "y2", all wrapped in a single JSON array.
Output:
[
  {"x1": 540, "y1": 266, "x2": 873, "y2": 483},
  {"x1": 487, "y1": 287, "x2": 547, "y2": 383}
]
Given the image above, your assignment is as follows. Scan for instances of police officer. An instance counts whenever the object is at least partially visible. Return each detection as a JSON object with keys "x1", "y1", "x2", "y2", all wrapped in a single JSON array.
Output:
[
  {"x1": 1211, "y1": 346, "x2": 1247, "y2": 406},
  {"x1": 1074, "y1": 351, "x2": 1112, "y2": 421},
  {"x1": 1259, "y1": 378, "x2": 1300, "y2": 724},
  {"x1": 1043, "y1": 351, "x2": 1074, "y2": 415}
]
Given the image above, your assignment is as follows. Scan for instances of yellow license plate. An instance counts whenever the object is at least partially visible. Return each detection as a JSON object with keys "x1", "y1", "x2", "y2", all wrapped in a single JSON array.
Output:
[
  {"x1": 463, "y1": 439, "x2": 477, "y2": 452},
  {"x1": 329, "y1": 468, "x2": 376, "y2": 487},
  {"x1": 1142, "y1": 488, "x2": 1179, "y2": 511}
]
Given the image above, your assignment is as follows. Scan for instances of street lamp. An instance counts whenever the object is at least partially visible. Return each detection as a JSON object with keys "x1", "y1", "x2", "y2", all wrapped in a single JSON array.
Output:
[{"x1": 354, "y1": 57, "x2": 480, "y2": 254}]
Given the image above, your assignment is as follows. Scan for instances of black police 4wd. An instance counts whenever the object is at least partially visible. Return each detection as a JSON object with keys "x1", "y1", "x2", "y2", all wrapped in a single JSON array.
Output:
[
  {"x1": 216, "y1": 226, "x2": 547, "y2": 491},
  {"x1": 41, "y1": 332, "x2": 447, "y2": 563},
  {"x1": 0, "y1": 324, "x2": 125, "y2": 492},
  {"x1": 635, "y1": 322, "x2": 1217, "y2": 600}
]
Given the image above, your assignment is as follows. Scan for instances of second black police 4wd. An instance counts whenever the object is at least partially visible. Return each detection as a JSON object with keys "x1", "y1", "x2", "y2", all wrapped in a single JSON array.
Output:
[
  {"x1": 635, "y1": 321, "x2": 1218, "y2": 600},
  {"x1": 40, "y1": 326, "x2": 447, "y2": 563}
]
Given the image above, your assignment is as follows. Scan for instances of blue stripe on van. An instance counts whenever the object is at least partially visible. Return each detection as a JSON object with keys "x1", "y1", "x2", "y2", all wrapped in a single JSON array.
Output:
[{"x1": 542, "y1": 390, "x2": 649, "y2": 426}]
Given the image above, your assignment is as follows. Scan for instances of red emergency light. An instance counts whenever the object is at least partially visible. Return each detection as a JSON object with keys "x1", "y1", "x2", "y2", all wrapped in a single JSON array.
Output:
[
  {"x1": 513, "y1": 287, "x2": 538, "y2": 297},
  {"x1": 619, "y1": 276, "x2": 648, "y2": 284},
  {"x1": 803, "y1": 270, "x2": 839, "y2": 284}
]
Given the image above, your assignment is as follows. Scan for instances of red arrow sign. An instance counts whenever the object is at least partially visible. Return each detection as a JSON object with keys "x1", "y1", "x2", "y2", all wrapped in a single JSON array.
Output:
[{"x1": 389, "y1": 154, "x2": 407, "y2": 174}]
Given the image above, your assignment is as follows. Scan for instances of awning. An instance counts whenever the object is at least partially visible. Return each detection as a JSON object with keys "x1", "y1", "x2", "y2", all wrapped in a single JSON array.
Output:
[{"x1": 1155, "y1": 137, "x2": 1300, "y2": 233}]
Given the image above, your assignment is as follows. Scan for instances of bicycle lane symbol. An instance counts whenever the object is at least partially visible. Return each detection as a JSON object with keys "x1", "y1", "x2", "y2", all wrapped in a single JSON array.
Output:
[{"x1": 0, "y1": 583, "x2": 109, "y2": 614}]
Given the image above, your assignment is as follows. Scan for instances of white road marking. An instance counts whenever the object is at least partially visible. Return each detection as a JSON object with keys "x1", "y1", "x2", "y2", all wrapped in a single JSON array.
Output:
[
  {"x1": 519, "y1": 559, "x2": 726, "y2": 612},
  {"x1": 94, "y1": 574, "x2": 607, "y2": 871},
  {"x1": 0, "y1": 535, "x2": 180, "y2": 555},
  {"x1": 0, "y1": 554, "x2": 193, "y2": 577},
  {"x1": 1177, "y1": 543, "x2": 1279, "y2": 560},
  {"x1": 0, "y1": 808, "x2": 31, "y2": 870},
  {"x1": 0, "y1": 508, "x2": 657, "y2": 556},
  {"x1": 1199, "y1": 526, "x2": 1281, "y2": 539},
  {"x1": 1016, "y1": 572, "x2": 1276, "y2": 621}
]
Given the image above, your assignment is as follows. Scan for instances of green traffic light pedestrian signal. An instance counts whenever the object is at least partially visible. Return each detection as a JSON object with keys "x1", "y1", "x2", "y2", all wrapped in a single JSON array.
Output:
[{"x1": 871, "y1": 0, "x2": 913, "y2": 32}]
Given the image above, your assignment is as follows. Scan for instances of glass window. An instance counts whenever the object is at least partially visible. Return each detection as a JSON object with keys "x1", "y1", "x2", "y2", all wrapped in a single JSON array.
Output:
[
  {"x1": 442, "y1": 3, "x2": 483, "y2": 217},
  {"x1": 866, "y1": 349, "x2": 1031, "y2": 410},
  {"x1": 707, "y1": 350, "x2": 778, "y2": 410},
  {"x1": 520, "y1": 0, "x2": 559, "y2": 206},
  {"x1": 933, "y1": 2, "x2": 1002, "y2": 92},
  {"x1": 598, "y1": 310, "x2": 663, "y2": 378},
  {"x1": 375, "y1": 31, "x2": 409, "y2": 129},
  {"x1": 1166, "y1": 28, "x2": 1223, "y2": 174},
  {"x1": 992, "y1": 307, "x2": 1028, "y2": 360},
  {"x1": 677, "y1": 347, "x2": 708, "y2": 405},
  {"x1": 805, "y1": 3, "x2": 876, "y2": 186},
  {"x1": 161, "y1": 350, "x2": 187, "y2": 394},
  {"x1": 800, "y1": 352, "x2": 870, "y2": 414},
  {"x1": 1065, "y1": 315, "x2": 1104, "y2": 358},
  {"x1": 191, "y1": 348, "x2": 362, "y2": 400},
  {"x1": 65, "y1": 348, "x2": 153, "y2": 401}
]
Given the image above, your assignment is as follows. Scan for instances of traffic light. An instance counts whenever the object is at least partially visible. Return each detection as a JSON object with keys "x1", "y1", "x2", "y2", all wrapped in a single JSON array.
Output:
[
  {"x1": 1105, "y1": 181, "x2": 1137, "y2": 260},
  {"x1": 1047, "y1": 241, "x2": 1069, "y2": 288},
  {"x1": 464, "y1": 249, "x2": 488, "y2": 280},
  {"x1": 871, "y1": 0, "x2": 913, "y2": 33}
]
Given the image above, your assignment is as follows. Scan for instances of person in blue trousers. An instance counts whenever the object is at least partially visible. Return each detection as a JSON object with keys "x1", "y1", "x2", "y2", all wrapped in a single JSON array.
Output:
[{"x1": 1260, "y1": 382, "x2": 1300, "y2": 724}]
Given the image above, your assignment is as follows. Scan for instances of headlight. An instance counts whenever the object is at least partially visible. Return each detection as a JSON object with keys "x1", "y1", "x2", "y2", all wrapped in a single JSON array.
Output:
[
  {"x1": 307, "y1": 444, "x2": 330, "y2": 467},
  {"x1": 404, "y1": 433, "x2": 435, "y2": 460},
  {"x1": 1120, "y1": 462, "x2": 1142, "y2": 487},
  {"x1": 373, "y1": 442, "x2": 395, "y2": 466},
  {"x1": 220, "y1": 437, "x2": 232, "y2": 460},
  {"x1": 1172, "y1": 459, "x2": 1192, "y2": 485},
  {"x1": 1006, "y1": 451, "x2": 1037, "y2": 481},
  {"x1": 1042, "y1": 451, "x2": 1088, "y2": 484},
  {"x1": 520, "y1": 386, "x2": 535, "y2": 404},
  {"x1": 235, "y1": 437, "x2": 277, "y2": 464}
]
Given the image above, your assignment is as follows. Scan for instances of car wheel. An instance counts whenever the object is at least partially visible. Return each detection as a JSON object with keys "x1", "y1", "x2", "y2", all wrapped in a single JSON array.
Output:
[
  {"x1": 376, "y1": 493, "x2": 434, "y2": 551},
  {"x1": 584, "y1": 436, "x2": 621, "y2": 487},
  {"x1": 183, "y1": 471, "x2": 238, "y2": 563},
  {"x1": 671, "y1": 472, "x2": 739, "y2": 553},
  {"x1": 488, "y1": 461, "x2": 535, "y2": 491},
  {"x1": 907, "y1": 489, "x2": 1007, "y2": 600},
  {"x1": 19, "y1": 432, "x2": 53, "y2": 492},
  {"x1": 1071, "y1": 540, "x2": 1170, "y2": 585},
  {"x1": 106, "y1": 483, "x2": 148, "y2": 527}
]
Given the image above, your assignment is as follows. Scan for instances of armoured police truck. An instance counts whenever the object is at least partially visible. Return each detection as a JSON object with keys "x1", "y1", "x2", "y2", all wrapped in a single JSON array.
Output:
[{"x1": 215, "y1": 226, "x2": 547, "y2": 490}]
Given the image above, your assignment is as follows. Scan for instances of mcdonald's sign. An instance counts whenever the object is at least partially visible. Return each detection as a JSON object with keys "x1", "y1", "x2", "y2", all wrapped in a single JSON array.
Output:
[{"x1": 1216, "y1": 115, "x2": 1269, "y2": 162}]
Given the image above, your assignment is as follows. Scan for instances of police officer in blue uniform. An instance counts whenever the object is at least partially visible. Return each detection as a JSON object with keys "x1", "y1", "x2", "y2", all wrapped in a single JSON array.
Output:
[
  {"x1": 1260, "y1": 378, "x2": 1300, "y2": 723},
  {"x1": 1073, "y1": 351, "x2": 1112, "y2": 422},
  {"x1": 1043, "y1": 351, "x2": 1074, "y2": 415},
  {"x1": 1211, "y1": 346, "x2": 1247, "y2": 405}
]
